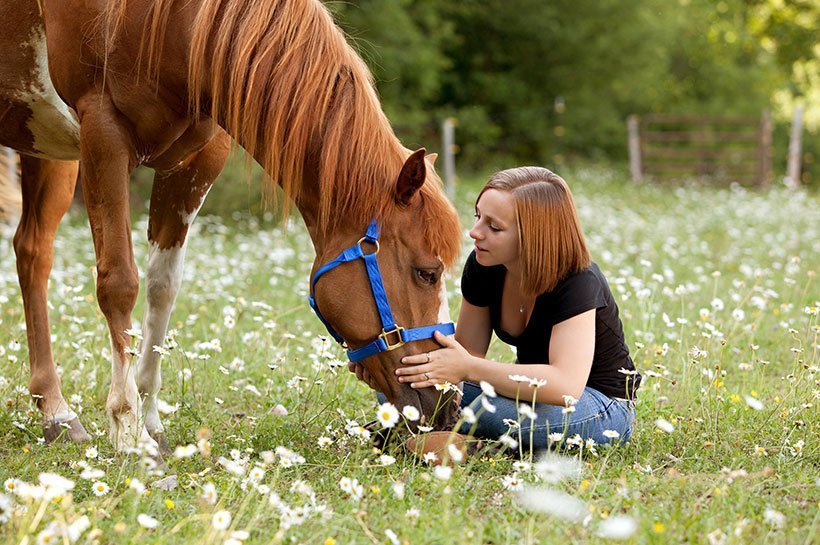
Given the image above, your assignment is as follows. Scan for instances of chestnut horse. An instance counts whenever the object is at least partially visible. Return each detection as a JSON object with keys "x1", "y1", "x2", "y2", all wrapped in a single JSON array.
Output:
[{"x1": 0, "y1": 0, "x2": 461, "y2": 455}]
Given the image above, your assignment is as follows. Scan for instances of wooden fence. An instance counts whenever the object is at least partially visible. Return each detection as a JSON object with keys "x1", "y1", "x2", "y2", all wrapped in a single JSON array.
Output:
[
  {"x1": 0, "y1": 147, "x2": 21, "y2": 222},
  {"x1": 628, "y1": 111, "x2": 772, "y2": 186}
]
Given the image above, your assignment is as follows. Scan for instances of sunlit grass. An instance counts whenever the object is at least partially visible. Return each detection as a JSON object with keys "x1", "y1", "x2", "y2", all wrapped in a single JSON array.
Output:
[{"x1": 0, "y1": 166, "x2": 817, "y2": 544}]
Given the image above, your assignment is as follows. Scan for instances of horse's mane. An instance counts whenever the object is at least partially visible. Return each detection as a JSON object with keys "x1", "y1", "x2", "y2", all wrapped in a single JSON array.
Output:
[{"x1": 102, "y1": 0, "x2": 459, "y2": 267}]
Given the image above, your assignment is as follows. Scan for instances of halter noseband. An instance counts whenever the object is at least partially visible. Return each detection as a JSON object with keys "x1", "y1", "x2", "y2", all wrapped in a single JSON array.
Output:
[{"x1": 308, "y1": 219, "x2": 455, "y2": 362}]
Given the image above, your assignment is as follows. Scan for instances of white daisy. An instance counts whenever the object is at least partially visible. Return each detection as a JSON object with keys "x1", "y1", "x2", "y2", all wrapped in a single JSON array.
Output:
[
  {"x1": 433, "y1": 466, "x2": 453, "y2": 481},
  {"x1": 379, "y1": 454, "x2": 396, "y2": 466},
  {"x1": 744, "y1": 395, "x2": 764, "y2": 411},
  {"x1": 655, "y1": 418, "x2": 675, "y2": 433},
  {"x1": 91, "y1": 481, "x2": 110, "y2": 496},
  {"x1": 377, "y1": 402, "x2": 400, "y2": 428},
  {"x1": 212, "y1": 510, "x2": 232, "y2": 530},
  {"x1": 479, "y1": 381, "x2": 497, "y2": 397},
  {"x1": 137, "y1": 513, "x2": 159, "y2": 529},
  {"x1": 402, "y1": 405, "x2": 420, "y2": 421}
]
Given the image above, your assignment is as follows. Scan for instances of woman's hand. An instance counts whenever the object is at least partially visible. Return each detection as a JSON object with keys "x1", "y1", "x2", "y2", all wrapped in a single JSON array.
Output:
[{"x1": 397, "y1": 331, "x2": 475, "y2": 388}]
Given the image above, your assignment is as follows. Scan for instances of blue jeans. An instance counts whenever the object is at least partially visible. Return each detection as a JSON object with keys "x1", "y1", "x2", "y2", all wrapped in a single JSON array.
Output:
[
  {"x1": 377, "y1": 383, "x2": 635, "y2": 451},
  {"x1": 458, "y1": 383, "x2": 635, "y2": 450}
]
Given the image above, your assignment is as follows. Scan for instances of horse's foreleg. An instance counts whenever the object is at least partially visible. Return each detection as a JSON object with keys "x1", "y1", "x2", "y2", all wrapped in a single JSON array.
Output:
[
  {"x1": 137, "y1": 133, "x2": 230, "y2": 455},
  {"x1": 14, "y1": 156, "x2": 89, "y2": 442},
  {"x1": 76, "y1": 95, "x2": 150, "y2": 453}
]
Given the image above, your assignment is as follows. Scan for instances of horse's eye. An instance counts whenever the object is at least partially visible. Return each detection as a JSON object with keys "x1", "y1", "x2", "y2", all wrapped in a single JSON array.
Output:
[{"x1": 415, "y1": 268, "x2": 439, "y2": 285}]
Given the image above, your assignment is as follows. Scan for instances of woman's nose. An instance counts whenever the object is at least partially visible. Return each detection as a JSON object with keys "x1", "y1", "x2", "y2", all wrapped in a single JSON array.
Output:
[{"x1": 469, "y1": 227, "x2": 481, "y2": 240}]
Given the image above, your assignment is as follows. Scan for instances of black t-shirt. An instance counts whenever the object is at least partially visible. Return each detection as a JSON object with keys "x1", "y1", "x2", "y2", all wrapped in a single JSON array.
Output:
[{"x1": 461, "y1": 251, "x2": 641, "y2": 400}]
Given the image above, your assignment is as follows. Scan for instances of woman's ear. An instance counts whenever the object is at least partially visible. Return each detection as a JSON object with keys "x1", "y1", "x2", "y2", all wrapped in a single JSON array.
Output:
[{"x1": 396, "y1": 148, "x2": 426, "y2": 205}]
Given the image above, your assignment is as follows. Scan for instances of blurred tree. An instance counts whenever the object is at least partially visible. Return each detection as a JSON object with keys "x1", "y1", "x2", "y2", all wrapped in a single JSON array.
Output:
[
  {"x1": 747, "y1": 0, "x2": 819, "y2": 183},
  {"x1": 330, "y1": 2, "x2": 817, "y2": 178},
  {"x1": 330, "y1": 0, "x2": 455, "y2": 149}
]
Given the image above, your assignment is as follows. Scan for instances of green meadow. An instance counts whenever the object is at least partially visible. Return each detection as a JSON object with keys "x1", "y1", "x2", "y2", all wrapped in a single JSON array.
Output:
[{"x1": 0, "y1": 167, "x2": 817, "y2": 544}]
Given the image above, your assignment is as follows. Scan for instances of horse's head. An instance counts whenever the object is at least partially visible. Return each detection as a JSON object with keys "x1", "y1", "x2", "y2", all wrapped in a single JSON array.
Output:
[{"x1": 310, "y1": 149, "x2": 462, "y2": 431}]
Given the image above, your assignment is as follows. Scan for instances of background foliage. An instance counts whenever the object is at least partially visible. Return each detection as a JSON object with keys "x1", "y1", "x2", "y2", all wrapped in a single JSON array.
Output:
[
  {"x1": 328, "y1": 0, "x2": 818, "y2": 183},
  {"x1": 127, "y1": 0, "x2": 819, "y2": 215}
]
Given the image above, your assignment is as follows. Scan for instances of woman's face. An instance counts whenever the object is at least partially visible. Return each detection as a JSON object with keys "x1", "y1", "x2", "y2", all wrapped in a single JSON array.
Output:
[{"x1": 469, "y1": 189, "x2": 520, "y2": 268}]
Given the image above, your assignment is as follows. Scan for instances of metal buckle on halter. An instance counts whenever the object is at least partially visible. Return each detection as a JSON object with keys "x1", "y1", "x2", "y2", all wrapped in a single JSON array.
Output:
[{"x1": 379, "y1": 326, "x2": 405, "y2": 350}]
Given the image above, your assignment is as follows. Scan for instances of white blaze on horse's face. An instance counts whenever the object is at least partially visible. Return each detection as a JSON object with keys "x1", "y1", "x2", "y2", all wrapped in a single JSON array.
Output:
[
  {"x1": 437, "y1": 270, "x2": 451, "y2": 324},
  {"x1": 22, "y1": 26, "x2": 80, "y2": 159}
]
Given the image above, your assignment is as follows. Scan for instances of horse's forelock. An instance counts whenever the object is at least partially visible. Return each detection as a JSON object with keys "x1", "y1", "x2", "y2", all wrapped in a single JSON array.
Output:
[{"x1": 418, "y1": 179, "x2": 461, "y2": 269}]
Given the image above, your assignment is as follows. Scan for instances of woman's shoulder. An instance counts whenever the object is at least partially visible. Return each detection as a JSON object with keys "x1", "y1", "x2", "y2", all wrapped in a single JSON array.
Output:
[
  {"x1": 539, "y1": 262, "x2": 609, "y2": 324},
  {"x1": 552, "y1": 262, "x2": 605, "y2": 292},
  {"x1": 542, "y1": 262, "x2": 609, "y2": 305}
]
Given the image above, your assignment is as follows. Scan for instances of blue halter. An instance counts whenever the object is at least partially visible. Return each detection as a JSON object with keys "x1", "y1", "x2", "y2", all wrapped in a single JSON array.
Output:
[{"x1": 308, "y1": 219, "x2": 455, "y2": 362}]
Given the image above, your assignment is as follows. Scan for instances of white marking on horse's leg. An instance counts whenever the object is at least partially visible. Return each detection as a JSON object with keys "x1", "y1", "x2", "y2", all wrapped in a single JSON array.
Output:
[
  {"x1": 138, "y1": 242, "x2": 186, "y2": 437},
  {"x1": 437, "y1": 273, "x2": 451, "y2": 324},
  {"x1": 107, "y1": 347, "x2": 155, "y2": 451},
  {"x1": 23, "y1": 27, "x2": 80, "y2": 159},
  {"x1": 45, "y1": 407, "x2": 78, "y2": 424},
  {"x1": 179, "y1": 184, "x2": 211, "y2": 226}
]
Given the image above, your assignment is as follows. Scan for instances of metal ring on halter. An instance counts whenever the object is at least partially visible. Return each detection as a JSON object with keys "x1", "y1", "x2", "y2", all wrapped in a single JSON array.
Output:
[
  {"x1": 424, "y1": 372, "x2": 431, "y2": 379},
  {"x1": 425, "y1": 352, "x2": 431, "y2": 363},
  {"x1": 357, "y1": 236, "x2": 380, "y2": 255}
]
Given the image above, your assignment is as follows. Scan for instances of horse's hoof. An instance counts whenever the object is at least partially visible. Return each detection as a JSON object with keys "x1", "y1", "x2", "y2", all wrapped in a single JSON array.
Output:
[
  {"x1": 149, "y1": 430, "x2": 172, "y2": 457},
  {"x1": 43, "y1": 417, "x2": 92, "y2": 443}
]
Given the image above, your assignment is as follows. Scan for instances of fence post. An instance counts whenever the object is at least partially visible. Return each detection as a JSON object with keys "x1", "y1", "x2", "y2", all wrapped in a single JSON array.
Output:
[
  {"x1": 442, "y1": 117, "x2": 457, "y2": 198},
  {"x1": 757, "y1": 109, "x2": 772, "y2": 187},
  {"x1": 627, "y1": 115, "x2": 642, "y2": 182},
  {"x1": 786, "y1": 105, "x2": 804, "y2": 188}
]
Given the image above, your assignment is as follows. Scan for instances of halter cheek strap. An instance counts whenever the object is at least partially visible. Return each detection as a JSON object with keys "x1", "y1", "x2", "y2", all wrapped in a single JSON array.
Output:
[{"x1": 308, "y1": 219, "x2": 455, "y2": 363}]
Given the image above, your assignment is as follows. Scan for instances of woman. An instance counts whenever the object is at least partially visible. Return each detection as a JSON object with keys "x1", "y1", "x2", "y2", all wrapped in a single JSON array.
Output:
[{"x1": 356, "y1": 167, "x2": 640, "y2": 450}]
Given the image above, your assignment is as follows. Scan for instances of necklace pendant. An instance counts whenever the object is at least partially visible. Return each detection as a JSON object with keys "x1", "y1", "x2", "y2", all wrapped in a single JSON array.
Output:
[{"x1": 519, "y1": 304, "x2": 524, "y2": 314}]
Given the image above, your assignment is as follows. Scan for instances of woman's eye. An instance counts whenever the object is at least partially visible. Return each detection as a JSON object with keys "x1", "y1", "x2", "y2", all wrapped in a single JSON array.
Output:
[
  {"x1": 415, "y1": 269, "x2": 438, "y2": 285},
  {"x1": 489, "y1": 225, "x2": 501, "y2": 232}
]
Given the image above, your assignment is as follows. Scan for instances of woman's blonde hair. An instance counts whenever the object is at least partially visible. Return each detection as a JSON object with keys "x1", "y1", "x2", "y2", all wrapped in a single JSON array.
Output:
[{"x1": 477, "y1": 166, "x2": 590, "y2": 295}]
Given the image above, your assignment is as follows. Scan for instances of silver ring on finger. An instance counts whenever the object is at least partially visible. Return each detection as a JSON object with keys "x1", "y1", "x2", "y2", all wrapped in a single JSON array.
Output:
[
  {"x1": 424, "y1": 372, "x2": 431, "y2": 380},
  {"x1": 425, "y1": 352, "x2": 432, "y2": 363}
]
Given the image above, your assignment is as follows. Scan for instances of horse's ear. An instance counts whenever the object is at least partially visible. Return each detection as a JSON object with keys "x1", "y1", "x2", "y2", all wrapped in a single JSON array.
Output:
[
  {"x1": 427, "y1": 153, "x2": 438, "y2": 167},
  {"x1": 396, "y1": 148, "x2": 427, "y2": 205}
]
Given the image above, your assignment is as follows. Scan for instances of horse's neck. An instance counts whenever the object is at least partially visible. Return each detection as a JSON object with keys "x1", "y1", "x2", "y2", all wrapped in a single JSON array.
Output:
[{"x1": 291, "y1": 149, "x2": 324, "y2": 245}]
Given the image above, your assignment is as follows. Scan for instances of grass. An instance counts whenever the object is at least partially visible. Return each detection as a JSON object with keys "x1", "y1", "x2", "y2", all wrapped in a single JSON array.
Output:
[{"x1": 0, "y1": 164, "x2": 817, "y2": 544}]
